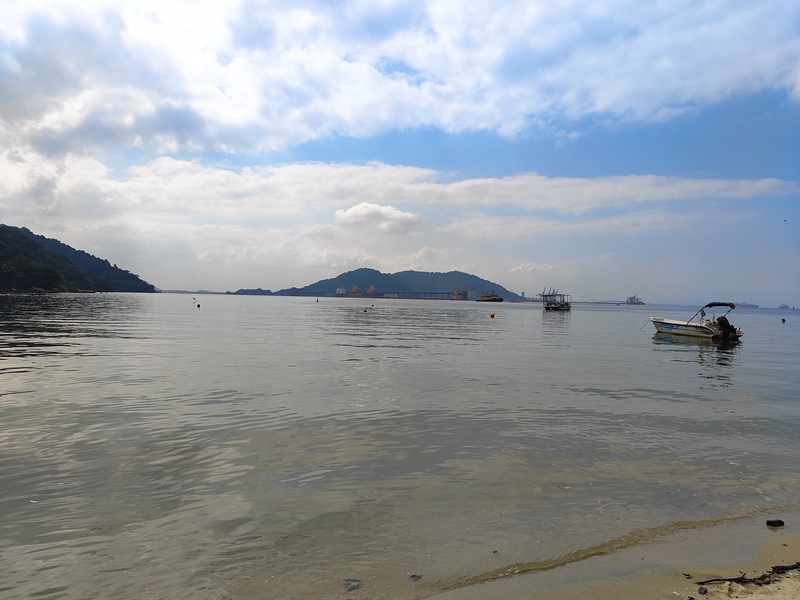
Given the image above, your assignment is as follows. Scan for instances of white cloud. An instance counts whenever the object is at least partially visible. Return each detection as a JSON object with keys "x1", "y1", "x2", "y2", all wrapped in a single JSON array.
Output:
[
  {"x1": 439, "y1": 209, "x2": 746, "y2": 240},
  {"x1": 3, "y1": 153, "x2": 794, "y2": 231},
  {"x1": 1, "y1": 0, "x2": 797, "y2": 151},
  {"x1": 1, "y1": 150, "x2": 795, "y2": 296},
  {"x1": 415, "y1": 174, "x2": 799, "y2": 214},
  {"x1": 333, "y1": 202, "x2": 423, "y2": 234},
  {"x1": 511, "y1": 262, "x2": 553, "y2": 273}
]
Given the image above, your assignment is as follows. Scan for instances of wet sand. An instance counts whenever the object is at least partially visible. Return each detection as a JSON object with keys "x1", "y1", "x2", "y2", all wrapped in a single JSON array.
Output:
[{"x1": 432, "y1": 512, "x2": 800, "y2": 600}]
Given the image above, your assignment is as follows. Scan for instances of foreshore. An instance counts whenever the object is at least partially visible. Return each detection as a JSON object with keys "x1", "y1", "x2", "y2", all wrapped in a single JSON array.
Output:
[{"x1": 432, "y1": 512, "x2": 800, "y2": 600}]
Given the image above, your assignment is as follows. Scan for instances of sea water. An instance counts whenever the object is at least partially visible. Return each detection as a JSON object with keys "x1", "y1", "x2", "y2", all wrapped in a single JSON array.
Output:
[{"x1": 1, "y1": 294, "x2": 798, "y2": 599}]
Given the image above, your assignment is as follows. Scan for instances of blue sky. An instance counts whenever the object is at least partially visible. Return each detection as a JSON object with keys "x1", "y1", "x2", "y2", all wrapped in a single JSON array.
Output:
[{"x1": 0, "y1": 0, "x2": 798, "y2": 305}]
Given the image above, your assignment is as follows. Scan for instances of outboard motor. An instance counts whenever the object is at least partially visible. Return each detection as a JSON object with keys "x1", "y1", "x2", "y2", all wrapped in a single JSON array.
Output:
[{"x1": 717, "y1": 315, "x2": 735, "y2": 340}]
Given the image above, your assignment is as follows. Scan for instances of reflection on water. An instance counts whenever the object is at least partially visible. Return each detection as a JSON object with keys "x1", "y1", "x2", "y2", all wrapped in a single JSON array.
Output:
[
  {"x1": 541, "y1": 309, "x2": 571, "y2": 345},
  {"x1": 652, "y1": 332, "x2": 740, "y2": 388},
  {"x1": 321, "y1": 303, "x2": 491, "y2": 348},
  {"x1": 0, "y1": 293, "x2": 146, "y2": 362},
  {"x1": 0, "y1": 295, "x2": 798, "y2": 600}
]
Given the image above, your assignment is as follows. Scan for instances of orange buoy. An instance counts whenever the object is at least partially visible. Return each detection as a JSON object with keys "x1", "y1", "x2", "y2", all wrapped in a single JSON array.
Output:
[
  {"x1": 490, "y1": 312, "x2": 495, "y2": 318},
  {"x1": 363, "y1": 307, "x2": 368, "y2": 313}
]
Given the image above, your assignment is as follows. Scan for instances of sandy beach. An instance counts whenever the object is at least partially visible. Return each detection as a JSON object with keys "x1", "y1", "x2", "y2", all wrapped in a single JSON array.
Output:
[{"x1": 432, "y1": 512, "x2": 800, "y2": 600}]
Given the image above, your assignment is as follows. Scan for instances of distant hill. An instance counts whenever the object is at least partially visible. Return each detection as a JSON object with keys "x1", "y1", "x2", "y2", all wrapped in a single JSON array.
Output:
[
  {"x1": 244, "y1": 267, "x2": 521, "y2": 300},
  {"x1": 0, "y1": 224, "x2": 155, "y2": 293},
  {"x1": 227, "y1": 288, "x2": 273, "y2": 295},
  {"x1": 391, "y1": 270, "x2": 520, "y2": 299},
  {"x1": 296, "y1": 268, "x2": 415, "y2": 295}
]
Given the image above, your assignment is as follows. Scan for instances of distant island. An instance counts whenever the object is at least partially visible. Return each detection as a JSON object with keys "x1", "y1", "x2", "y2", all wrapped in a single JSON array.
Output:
[
  {"x1": 0, "y1": 224, "x2": 156, "y2": 293},
  {"x1": 228, "y1": 267, "x2": 523, "y2": 301}
]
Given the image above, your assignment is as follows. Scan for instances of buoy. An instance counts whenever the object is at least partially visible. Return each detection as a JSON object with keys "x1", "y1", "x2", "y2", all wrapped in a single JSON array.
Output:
[
  {"x1": 782, "y1": 318, "x2": 785, "y2": 322},
  {"x1": 197, "y1": 304, "x2": 200, "y2": 308},
  {"x1": 490, "y1": 312, "x2": 495, "y2": 318},
  {"x1": 363, "y1": 307, "x2": 368, "y2": 313},
  {"x1": 316, "y1": 298, "x2": 319, "y2": 302}
]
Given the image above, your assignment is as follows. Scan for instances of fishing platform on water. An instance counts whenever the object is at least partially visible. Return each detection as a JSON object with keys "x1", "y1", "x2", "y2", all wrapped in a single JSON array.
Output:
[{"x1": 541, "y1": 287, "x2": 572, "y2": 311}]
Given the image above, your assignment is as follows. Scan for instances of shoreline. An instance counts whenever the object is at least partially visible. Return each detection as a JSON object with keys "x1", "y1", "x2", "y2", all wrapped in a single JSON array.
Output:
[{"x1": 431, "y1": 512, "x2": 800, "y2": 600}]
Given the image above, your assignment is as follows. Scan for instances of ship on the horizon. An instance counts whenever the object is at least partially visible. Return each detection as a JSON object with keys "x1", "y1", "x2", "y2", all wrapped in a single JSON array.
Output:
[
  {"x1": 626, "y1": 295, "x2": 644, "y2": 305},
  {"x1": 476, "y1": 291, "x2": 503, "y2": 302}
]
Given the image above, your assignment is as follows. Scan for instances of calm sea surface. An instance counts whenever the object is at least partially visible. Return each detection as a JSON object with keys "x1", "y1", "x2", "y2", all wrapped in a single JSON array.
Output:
[{"x1": 1, "y1": 294, "x2": 798, "y2": 599}]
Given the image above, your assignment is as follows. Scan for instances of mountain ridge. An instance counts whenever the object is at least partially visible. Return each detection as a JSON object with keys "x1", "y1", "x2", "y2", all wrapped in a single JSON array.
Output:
[
  {"x1": 231, "y1": 267, "x2": 522, "y2": 300},
  {"x1": 0, "y1": 224, "x2": 155, "y2": 293}
]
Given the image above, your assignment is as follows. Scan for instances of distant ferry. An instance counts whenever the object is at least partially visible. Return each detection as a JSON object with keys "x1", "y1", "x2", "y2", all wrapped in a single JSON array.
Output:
[
  {"x1": 477, "y1": 292, "x2": 503, "y2": 302},
  {"x1": 736, "y1": 302, "x2": 759, "y2": 309},
  {"x1": 626, "y1": 295, "x2": 644, "y2": 305},
  {"x1": 779, "y1": 303, "x2": 790, "y2": 309}
]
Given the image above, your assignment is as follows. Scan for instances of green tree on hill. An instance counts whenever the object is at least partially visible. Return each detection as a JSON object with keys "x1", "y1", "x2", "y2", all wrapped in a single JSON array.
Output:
[{"x1": 0, "y1": 224, "x2": 154, "y2": 293}]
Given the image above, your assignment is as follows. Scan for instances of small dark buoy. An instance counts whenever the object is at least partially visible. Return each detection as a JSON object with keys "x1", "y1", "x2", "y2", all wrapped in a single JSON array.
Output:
[
  {"x1": 197, "y1": 304, "x2": 200, "y2": 308},
  {"x1": 316, "y1": 298, "x2": 318, "y2": 302},
  {"x1": 766, "y1": 519, "x2": 785, "y2": 528},
  {"x1": 782, "y1": 318, "x2": 785, "y2": 322}
]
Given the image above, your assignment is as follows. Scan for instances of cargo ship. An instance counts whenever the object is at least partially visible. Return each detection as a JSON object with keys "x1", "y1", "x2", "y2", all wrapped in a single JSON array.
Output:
[{"x1": 476, "y1": 292, "x2": 503, "y2": 302}]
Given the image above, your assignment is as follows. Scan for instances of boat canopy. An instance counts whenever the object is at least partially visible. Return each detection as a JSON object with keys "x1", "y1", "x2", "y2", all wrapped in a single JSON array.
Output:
[{"x1": 703, "y1": 302, "x2": 735, "y2": 309}]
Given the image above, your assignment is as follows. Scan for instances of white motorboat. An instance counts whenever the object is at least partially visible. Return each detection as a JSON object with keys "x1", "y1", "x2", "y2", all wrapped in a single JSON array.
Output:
[{"x1": 650, "y1": 302, "x2": 743, "y2": 341}]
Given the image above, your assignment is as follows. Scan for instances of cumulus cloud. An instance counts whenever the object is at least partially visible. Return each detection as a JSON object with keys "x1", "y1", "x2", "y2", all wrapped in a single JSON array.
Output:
[
  {"x1": 1, "y1": 0, "x2": 798, "y2": 152},
  {"x1": 3, "y1": 152, "x2": 795, "y2": 233},
  {"x1": 333, "y1": 202, "x2": 423, "y2": 234},
  {"x1": 2, "y1": 148, "x2": 793, "y2": 294}
]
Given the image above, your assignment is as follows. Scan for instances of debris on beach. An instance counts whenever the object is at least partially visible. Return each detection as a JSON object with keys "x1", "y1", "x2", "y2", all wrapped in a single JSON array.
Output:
[
  {"x1": 344, "y1": 578, "x2": 361, "y2": 591},
  {"x1": 766, "y1": 519, "x2": 785, "y2": 528},
  {"x1": 409, "y1": 574, "x2": 422, "y2": 581},
  {"x1": 696, "y1": 561, "x2": 800, "y2": 586}
]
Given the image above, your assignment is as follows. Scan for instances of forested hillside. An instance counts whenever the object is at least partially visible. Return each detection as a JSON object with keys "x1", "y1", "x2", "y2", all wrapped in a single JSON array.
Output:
[{"x1": 0, "y1": 225, "x2": 155, "y2": 293}]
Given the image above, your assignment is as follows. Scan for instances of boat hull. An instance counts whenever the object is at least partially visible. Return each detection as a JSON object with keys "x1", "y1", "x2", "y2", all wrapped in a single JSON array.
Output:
[
  {"x1": 544, "y1": 304, "x2": 571, "y2": 311},
  {"x1": 650, "y1": 317, "x2": 742, "y2": 340},
  {"x1": 651, "y1": 317, "x2": 714, "y2": 338}
]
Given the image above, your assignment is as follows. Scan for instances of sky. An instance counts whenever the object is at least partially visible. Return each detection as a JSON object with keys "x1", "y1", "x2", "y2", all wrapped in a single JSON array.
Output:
[{"x1": 0, "y1": 0, "x2": 798, "y2": 305}]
